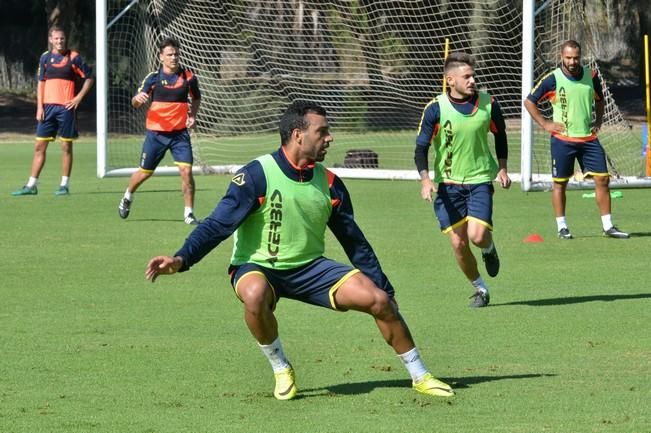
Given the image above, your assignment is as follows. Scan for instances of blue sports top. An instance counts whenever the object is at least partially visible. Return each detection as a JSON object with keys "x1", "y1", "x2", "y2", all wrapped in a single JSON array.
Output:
[{"x1": 174, "y1": 147, "x2": 395, "y2": 297}]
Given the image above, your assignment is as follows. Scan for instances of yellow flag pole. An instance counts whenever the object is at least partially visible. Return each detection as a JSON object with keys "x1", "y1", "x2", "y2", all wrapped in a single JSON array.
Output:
[
  {"x1": 442, "y1": 38, "x2": 450, "y2": 93},
  {"x1": 644, "y1": 35, "x2": 651, "y2": 176}
]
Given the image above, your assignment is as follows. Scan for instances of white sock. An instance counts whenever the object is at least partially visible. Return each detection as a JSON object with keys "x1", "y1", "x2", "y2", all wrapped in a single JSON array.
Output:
[
  {"x1": 124, "y1": 190, "x2": 133, "y2": 201},
  {"x1": 481, "y1": 240, "x2": 495, "y2": 254},
  {"x1": 601, "y1": 214, "x2": 613, "y2": 231},
  {"x1": 60, "y1": 176, "x2": 69, "y2": 187},
  {"x1": 556, "y1": 216, "x2": 568, "y2": 231},
  {"x1": 472, "y1": 276, "x2": 488, "y2": 294},
  {"x1": 398, "y1": 347, "x2": 429, "y2": 382},
  {"x1": 258, "y1": 337, "x2": 291, "y2": 373},
  {"x1": 184, "y1": 207, "x2": 194, "y2": 218},
  {"x1": 26, "y1": 177, "x2": 38, "y2": 188}
]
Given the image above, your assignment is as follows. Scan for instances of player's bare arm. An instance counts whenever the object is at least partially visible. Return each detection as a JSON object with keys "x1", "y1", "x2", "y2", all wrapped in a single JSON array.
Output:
[
  {"x1": 145, "y1": 255, "x2": 184, "y2": 282},
  {"x1": 593, "y1": 98, "x2": 605, "y2": 133},
  {"x1": 36, "y1": 81, "x2": 45, "y2": 121},
  {"x1": 186, "y1": 98, "x2": 201, "y2": 129}
]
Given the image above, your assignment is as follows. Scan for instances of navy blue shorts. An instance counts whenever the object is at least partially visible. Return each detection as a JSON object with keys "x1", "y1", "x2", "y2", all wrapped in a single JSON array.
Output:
[
  {"x1": 36, "y1": 104, "x2": 78, "y2": 141},
  {"x1": 551, "y1": 136, "x2": 608, "y2": 181},
  {"x1": 139, "y1": 130, "x2": 193, "y2": 172},
  {"x1": 434, "y1": 183, "x2": 494, "y2": 233},
  {"x1": 229, "y1": 257, "x2": 360, "y2": 311}
]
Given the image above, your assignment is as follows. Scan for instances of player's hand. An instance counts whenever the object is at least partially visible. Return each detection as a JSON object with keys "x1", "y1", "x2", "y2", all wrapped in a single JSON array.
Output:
[
  {"x1": 65, "y1": 96, "x2": 82, "y2": 111},
  {"x1": 186, "y1": 116, "x2": 196, "y2": 129},
  {"x1": 145, "y1": 256, "x2": 183, "y2": 282},
  {"x1": 496, "y1": 169, "x2": 511, "y2": 189},
  {"x1": 133, "y1": 92, "x2": 150, "y2": 106},
  {"x1": 420, "y1": 178, "x2": 437, "y2": 202},
  {"x1": 591, "y1": 123, "x2": 602, "y2": 134},
  {"x1": 543, "y1": 121, "x2": 565, "y2": 134},
  {"x1": 36, "y1": 106, "x2": 44, "y2": 122}
]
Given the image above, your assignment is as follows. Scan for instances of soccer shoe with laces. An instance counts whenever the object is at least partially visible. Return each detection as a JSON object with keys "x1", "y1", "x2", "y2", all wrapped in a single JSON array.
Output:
[
  {"x1": 481, "y1": 245, "x2": 500, "y2": 277},
  {"x1": 54, "y1": 186, "x2": 69, "y2": 196},
  {"x1": 184, "y1": 213, "x2": 200, "y2": 225},
  {"x1": 603, "y1": 226, "x2": 629, "y2": 239},
  {"x1": 558, "y1": 228, "x2": 573, "y2": 239},
  {"x1": 273, "y1": 365, "x2": 297, "y2": 400},
  {"x1": 11, "y1": 185, "x2": 38, "y2": 196},
  {"x1": 413, "y1": 373, "x2": 454, "y2": 397},
  {"x1": 469, "y1": 290, "x2": 490, "y2": 308},
  {"x1": 118, "y1": 197, "x2": 131, "y2": 219}
]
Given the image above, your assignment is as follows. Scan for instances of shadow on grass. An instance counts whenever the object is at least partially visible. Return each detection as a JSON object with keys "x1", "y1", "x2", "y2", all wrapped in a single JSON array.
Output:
[
  {"x1": 122, "y1": 219, "x2": 187, "y2": 223},
  {"x1": 493, "y1": 293, "x2": 651, "y2": 307},
  {"x1": 78, "y1": 188, "x2": 214, "y2": 195},
  {"x1": 300, "y1": 373, "x2": 554, "y2": 397}
]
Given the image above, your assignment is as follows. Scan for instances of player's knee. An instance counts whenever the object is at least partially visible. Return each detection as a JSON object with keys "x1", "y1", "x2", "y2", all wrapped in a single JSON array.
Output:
[
  {"x1": 34, "y1": 142, "x2": 48, "y2": 154},
  {"x1": 594, "y1": 175, "x2": 609, "y2": 187},
  {"x1": 60, "y1": 142, "x2": 72, "y2": 153},
  {"x1": 137, "y1": 170, "x2": 153, "y2": 181},
  {"x1": 450, "y1": 236, "x2": 469, "y2": 252},
  {"x1": 238, "y1": 283, "x2": 272, "y2": 313},
  {"x1": 368, "y1": 290, "x2": 394, "y2": 319},
  {"x1": 468, "y1": 230, "x2": 488, "y2": 246}
]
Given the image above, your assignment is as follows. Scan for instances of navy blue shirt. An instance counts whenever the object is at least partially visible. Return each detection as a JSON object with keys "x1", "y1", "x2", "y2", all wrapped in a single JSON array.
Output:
[{"x1": 174, "y1": 147, "x2": 395, "y2": 295}]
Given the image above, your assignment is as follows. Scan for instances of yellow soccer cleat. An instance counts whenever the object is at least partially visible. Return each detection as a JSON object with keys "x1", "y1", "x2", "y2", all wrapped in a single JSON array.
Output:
[
  {"x1": 413, "y1": 373, "x2": 454, "y2": 397},
  {"x1": 273, "y1": 366, "x2": 297, "y2": 400}
]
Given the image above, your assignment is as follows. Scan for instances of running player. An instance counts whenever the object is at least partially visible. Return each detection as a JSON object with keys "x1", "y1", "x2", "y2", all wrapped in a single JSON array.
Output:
[
  {"x1": 118, "y1": 37, "x2": 201, "y2": 224},
  {"x1": 415, "y1": 52, "x2": 511, "y2": 308}
]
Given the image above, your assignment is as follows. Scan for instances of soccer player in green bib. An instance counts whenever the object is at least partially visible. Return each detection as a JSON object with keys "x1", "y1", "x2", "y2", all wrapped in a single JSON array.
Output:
[
  {"x1": 145, "y1": 101, "x2": 454, "y2": 400},
  {"x1": 524, "y1": 40, "x2": 629, "y2": 239},
  {"x1": 415, "y1": 52, "x2": 511, "y2": 308}
]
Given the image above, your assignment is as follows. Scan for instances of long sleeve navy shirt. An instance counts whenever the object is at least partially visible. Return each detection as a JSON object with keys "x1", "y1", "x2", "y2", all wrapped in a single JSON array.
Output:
[{"x1": 174, "y1": 147, "x2": 395, "y2": 296}]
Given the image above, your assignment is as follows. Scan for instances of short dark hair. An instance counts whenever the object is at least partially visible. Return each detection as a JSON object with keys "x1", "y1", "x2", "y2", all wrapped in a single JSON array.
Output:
[
  {"x1": 444, "y1": 52, "x2": 475, "y2": 73},
  {"x1": 561, "y1": 40, "x2": 581, "y2": 53},
  {"x1": 279, "y1": 101, "x2": 327, "y2": 145},
  {"x1": 159, "y1": 37, "x2": 180, "y2": 53},
  {"x1": 48, "y1": 26, "x2": 65, "y2": 37}
]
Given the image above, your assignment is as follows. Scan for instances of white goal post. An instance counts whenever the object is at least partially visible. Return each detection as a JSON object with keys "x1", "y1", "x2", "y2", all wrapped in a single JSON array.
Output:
[{"x1": 96, "y1": 0, "x2": 650, "y2": 190}]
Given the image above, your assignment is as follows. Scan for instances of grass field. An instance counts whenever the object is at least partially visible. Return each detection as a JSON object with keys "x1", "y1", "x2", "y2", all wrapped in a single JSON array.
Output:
[{"x1": 1, "y1": 136, "x2": 650, "y2": 433}]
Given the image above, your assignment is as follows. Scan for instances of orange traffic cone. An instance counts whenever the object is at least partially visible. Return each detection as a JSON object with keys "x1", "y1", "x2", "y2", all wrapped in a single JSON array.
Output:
[{"x1": 523, "y1": 233, "x2": 544, "y2": 243}]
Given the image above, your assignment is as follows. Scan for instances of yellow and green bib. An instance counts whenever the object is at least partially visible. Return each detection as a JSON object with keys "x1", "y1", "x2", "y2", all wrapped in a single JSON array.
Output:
[{"x1": 231, "y1": 154, "x2": 331, "y2": 269}]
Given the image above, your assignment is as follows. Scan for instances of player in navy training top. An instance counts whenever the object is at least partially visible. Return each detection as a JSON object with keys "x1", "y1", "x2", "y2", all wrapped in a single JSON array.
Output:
[
  {"x1": 144, "y1": 101, "x2": 455, "y2": 400},
  {"x1": 118, "y1": 37, "x2": 202, "y2": 225},
  {"x1": 12, "y1": 26, "x2": 94, "y2": 197}
]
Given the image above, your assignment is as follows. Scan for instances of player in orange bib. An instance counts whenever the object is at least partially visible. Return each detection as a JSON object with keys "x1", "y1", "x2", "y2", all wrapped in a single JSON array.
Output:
[
  {"x1": 118, "y1": 37, "x2": 202, "y2": 225},
  {"x1": 12, "y1": 26, "x2": 94, "y2": 197}
]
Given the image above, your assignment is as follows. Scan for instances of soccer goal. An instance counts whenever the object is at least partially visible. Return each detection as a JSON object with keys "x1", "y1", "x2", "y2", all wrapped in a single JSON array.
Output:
[{"x1": 96, "y1": 0, "x2": 649, "y2": 190}]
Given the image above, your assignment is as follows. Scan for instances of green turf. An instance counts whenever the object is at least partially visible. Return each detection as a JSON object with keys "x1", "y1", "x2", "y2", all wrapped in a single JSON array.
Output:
[{"x1": 1, "y1": 137, "x2": 650, "y2": 433}]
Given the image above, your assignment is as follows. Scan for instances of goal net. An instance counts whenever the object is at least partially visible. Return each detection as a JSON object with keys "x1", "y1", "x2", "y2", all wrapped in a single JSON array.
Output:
[{"x1": 100, "y1": 0, "x2": 646, "y2": 188}]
